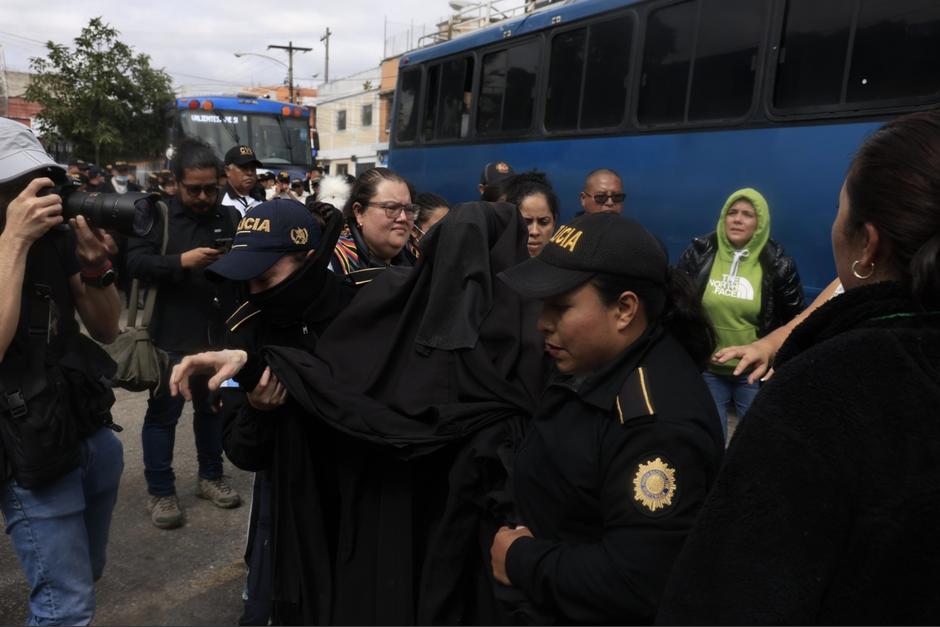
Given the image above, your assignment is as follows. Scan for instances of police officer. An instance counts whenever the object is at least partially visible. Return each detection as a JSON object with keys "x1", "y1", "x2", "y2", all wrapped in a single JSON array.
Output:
[
  {"x1": 171, "y1": 198, "x2": 351, "y2": 624},
  {"x1": 490, "y1": 212, "x2": 724, "y2": 624}
]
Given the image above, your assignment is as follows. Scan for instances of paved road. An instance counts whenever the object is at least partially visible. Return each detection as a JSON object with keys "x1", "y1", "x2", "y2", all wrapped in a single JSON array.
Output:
[{"x1": 0, "y1": 388, "x2": 254, "y2": 625}]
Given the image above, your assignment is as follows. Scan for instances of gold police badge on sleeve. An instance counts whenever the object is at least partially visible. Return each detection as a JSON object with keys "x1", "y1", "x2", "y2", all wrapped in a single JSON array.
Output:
[{"x1": 633, "y1": 457, "x2": 677, "y2": 514}]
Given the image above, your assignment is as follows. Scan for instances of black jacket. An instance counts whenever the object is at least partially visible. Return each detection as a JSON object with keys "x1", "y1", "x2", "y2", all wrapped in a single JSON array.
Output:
[
  {"x1": 657, "y1": 281, "x2": 940, "y2": 624},
  {"x1": 257, "y1": 201, "x2": 545, "y2": 624},
  {"x1": 676, "y1": 233, "x2": 804, "y2": 337},
  {"x1": 506, "y1": 325, "x2": 724, "y2": 625},
  {"x1": 126, "y1": 197, "x2": 240, "y2": 353}
]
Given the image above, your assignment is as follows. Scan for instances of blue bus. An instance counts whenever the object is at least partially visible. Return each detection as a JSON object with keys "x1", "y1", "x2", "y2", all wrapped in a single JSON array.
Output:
[
  {"x1": 387, "y1": 0, "x2": 940, "y2": 295},
  {"x1": 167, "y1": 94, "x2": 314, "y2": 180}
]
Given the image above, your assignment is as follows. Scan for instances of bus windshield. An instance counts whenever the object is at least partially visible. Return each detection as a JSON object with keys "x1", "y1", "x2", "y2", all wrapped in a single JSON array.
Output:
[
  {"x1": 250, "y1": 115, "x2": 310, "y2": 166},
  {"x1": 178, "y1": 109, "x2": 311, "y2": 167}
]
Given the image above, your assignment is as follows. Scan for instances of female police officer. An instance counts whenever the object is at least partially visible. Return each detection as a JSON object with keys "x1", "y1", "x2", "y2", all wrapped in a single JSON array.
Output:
[{"x1": 490, "y1": 212, "x2": 724, "y2": 624}]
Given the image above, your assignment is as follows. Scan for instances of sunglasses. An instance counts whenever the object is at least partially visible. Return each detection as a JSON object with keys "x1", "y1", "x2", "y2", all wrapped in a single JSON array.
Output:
[
  {"x1": 590, "y1": 192, "x2": 626, "y2": 204},
  {"x1": 181, "y1": 183, "x2": 220, "y2": 197}
]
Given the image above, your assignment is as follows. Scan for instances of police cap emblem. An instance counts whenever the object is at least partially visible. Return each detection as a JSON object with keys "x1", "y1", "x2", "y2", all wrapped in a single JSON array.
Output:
[
  {"x1": 496, "y1": 161, "x2": 510, "y2": 174},
  {"x1": 632, "y1": 457, "x2": 676, "y2": 514},
  {"x1": 290, "y1": 227, "x2": 309, "y2": 245}
]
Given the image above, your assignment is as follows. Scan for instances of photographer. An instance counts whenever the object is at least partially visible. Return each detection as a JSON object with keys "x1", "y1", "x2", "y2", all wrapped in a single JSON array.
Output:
[
  {"x1": 0, "y1": 119, "x2": 123, "y2": 625},
  {"x1": 126, "y1": 138, "x2": 241, "y2": 530}
]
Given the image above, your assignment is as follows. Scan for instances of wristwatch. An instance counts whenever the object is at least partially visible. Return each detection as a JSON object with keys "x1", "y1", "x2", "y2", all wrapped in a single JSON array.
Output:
[{"x1": 81, "y1": 261, "x2": 116, "y2": 288}]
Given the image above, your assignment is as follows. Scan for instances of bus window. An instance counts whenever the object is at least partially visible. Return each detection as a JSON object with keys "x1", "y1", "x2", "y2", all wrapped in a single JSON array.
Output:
[
  {"x1": 396, "y1": 68, "x2": 421, "y2": 142},
  {"x1": 435, "y1": 57, "x2": 474, "y2": 140},
  {"x1": 774, "y1": 0, "x2": 854, "y2": 110},
  {"x1": 478, "y1": 49, "x2": 507, "y2": 135},
  {"x1": 477, "y1": 40, "x2": 540, "y2": 135},
  {"x1": 638, "y1": 1, "x2": 696, "y2": 125},
  {"x1": 545, "y1": 28, "x2": 587, "y2": 131},
  {"x1": 581, "y1": 15, "x2": 633, "y2": 129},
  {"x1": 688, "y1": 0, "x2": 766, "y2": 121},
  {"x1": 847, "y1": 0, "x2": 940, "y2": 104},
  {"x1": 422, "y1": 64, "x2": 441, "y2": 141}
]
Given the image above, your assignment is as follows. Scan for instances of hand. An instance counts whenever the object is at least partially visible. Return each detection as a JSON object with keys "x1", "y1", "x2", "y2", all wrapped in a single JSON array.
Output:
[
  {"x1": 72, "y1": 215, "x2": 118, "y2": 271},
  {"x1": 1, "y1": 177, "x2": 63, "y2": 245},
  {"x1": 247, "y1": 367, "x2": 288, "y2": 411},
  {"x1": 712, "y1": 338, "x2": 777, "y2": 384},
  {"x1": 180, "y1": 246, "x2": 225, "y2": 269},
  {"x1": 170, "y1": 349, "x2": 248, "y2": 400},
  {"x1": 490, "y1": 525, "x2": 533, "y2": 586}
]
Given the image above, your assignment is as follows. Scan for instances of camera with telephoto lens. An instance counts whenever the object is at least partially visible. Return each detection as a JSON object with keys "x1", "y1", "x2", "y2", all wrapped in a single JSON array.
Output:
[{"x1": 39, "y1": 181, "x2": 157, "y2": 237}]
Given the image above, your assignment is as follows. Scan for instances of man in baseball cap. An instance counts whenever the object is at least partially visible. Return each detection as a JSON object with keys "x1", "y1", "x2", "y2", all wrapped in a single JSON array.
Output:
[
  {"x1": 207, "y1": 197, "x2": 322, "y2": 284},
  {"x1": 0, "y1": 117, "x2": 123, "y2": 625},
  {"x1": 222, "y1": 145, "x2": 263, "y2": 216}
]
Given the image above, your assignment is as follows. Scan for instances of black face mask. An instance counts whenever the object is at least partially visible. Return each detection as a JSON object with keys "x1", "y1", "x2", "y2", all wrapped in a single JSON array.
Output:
[{"x1": 246, "y1": 255, "x2": 326, "y2": 324}]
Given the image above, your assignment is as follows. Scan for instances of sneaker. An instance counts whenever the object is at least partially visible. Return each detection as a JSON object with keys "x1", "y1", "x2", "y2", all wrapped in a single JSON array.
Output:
[
  {"x1": 196, "y1": 476, "x2": 241, "y2": 509},
  {"x1": 148, "y1": 494, "x2": 184, "y2": 529}
]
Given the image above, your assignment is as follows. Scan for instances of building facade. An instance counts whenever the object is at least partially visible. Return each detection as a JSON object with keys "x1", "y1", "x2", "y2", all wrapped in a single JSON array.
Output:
[{"x1": 308, "y1": 67, "x2": 384, "y2": 176}]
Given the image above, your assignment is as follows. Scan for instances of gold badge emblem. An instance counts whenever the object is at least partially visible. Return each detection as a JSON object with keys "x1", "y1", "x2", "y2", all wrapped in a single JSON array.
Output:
[
  {"x1": 633, "y1": 457, "x2": 676, "y2": 513},
  {"x1": 290, "y1": 227, "x2": 309, "y2": 245},
  {"x1": 239, "y1": 146, "x2": 254, "y2": 156},
  {"x1": 496, "y1": 161, "x2": 510, "y2": 173}
]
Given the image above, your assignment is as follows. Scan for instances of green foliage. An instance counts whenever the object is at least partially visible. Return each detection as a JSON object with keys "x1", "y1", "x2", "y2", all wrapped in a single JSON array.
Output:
[{"x1": 25, "y1": 17, "x2": 174, "y2": 164}]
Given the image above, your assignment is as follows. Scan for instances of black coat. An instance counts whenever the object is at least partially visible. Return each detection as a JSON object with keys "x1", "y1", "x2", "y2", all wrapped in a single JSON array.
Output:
[
  {"x1": 676, "y1": 233, "x2": 805, "y2": 337},
  {"x1": 258, "y1": 202, "x2": 546, "y2": 624},
  {"x1": 505, "y1": 326, "x2": 724, "y2": 624},
  {"x1": 656, "y1": 282, "x2": 940, "y2": 624},
  {"x1": 126, "y1": 197, "x2": 240, "y2": 353}
]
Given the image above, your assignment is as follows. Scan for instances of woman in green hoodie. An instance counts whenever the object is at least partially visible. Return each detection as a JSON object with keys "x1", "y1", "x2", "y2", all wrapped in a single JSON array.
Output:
[{"x1": 676, "y1": 188, "x2": 804, "y2": 438}]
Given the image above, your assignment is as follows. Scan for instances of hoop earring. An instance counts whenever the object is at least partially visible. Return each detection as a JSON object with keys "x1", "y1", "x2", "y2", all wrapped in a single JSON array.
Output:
[{"x1": 852, "y1": 260, "x2": 875, "y2": 280}]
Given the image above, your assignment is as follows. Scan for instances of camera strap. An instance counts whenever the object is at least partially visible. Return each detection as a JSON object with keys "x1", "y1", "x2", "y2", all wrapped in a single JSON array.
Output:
[
  {"x1": 128, "y1": 200, "x2": 169, "y2": 329},
  {"x1": 0, "y1": 282, "x2": 53, "y2": 419}
]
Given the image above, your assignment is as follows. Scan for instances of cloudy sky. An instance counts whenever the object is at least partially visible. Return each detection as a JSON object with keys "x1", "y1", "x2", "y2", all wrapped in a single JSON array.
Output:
[{"x1": 0, "y1": 0, "x2": 457, "y2": 92}]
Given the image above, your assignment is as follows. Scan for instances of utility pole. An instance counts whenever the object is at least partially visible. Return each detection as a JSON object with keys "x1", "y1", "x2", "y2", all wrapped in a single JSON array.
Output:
[
  {"x1": 320, "y1": 28, "x2": 332, "y2": 84},
  {"x1": 268, "y1": 41, "x2": 312, "y2": 104}
]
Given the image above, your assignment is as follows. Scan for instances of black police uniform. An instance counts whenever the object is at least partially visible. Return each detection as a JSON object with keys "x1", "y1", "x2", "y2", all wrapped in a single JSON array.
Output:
[{"x1": 505, "y1": 324, "x2": 723, "y2": 624}]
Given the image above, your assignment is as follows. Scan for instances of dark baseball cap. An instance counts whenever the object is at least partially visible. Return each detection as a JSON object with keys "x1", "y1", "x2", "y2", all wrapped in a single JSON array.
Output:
[
  {"x1": 480, "y1": 161, "x2": 514, "y2": 186},
  {"x1": 499, "y1": 212, "x2": 667, "y2": 299},
  {"x1": 276, "y1": 171, "x2": 290, "y2": 183},
  {"x1": 0, "y1": 118, "x2": 66, "y2": 185},
  {"x1": 224, "y1": 145, "x2": 262, "y2": 168},
  {"x1": 206, "y1": 198, "x2": 321, "y2": 282}
]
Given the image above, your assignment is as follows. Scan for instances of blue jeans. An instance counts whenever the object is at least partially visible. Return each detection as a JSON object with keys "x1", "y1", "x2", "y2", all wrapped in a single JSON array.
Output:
[
  {"x1": 1, "y1": 427, "x2": 124, "y2": 626},
  {"x1": 142, "y1": 352, "x2": 224, "y2": 496},
  {"x1": 702, "y1": 371, "x2": 760, "y2": 440}
]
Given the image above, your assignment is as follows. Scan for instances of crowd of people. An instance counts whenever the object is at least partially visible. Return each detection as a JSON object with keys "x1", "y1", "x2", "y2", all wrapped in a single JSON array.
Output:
[{"x1": 0, "y1": 108, "x2": 939, "y2": 625}]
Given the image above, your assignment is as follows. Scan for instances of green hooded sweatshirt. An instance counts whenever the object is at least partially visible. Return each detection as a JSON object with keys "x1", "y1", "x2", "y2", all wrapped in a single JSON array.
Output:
[{"x1": 701, "y1": 188, "x2": 770, "y2": 375}]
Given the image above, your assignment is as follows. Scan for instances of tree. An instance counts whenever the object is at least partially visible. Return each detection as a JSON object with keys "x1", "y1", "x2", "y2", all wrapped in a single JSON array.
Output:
[{"x1": 26, "y1": 17, "x2": 174, "y2": 165}]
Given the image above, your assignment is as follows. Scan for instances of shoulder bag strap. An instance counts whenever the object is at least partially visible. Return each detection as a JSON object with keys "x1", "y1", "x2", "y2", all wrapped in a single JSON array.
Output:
[{"x1": 137, "y1": 201, "x2": 169, "y2": 329}]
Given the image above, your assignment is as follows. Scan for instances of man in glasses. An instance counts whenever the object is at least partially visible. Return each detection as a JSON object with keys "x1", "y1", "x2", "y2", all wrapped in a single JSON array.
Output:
[
  {"x1": 127, "y1": 138, "x2": 242, "y2": 530},
  {"x1": 579, "y1": 168, "x2": 626, "y2": 214}
]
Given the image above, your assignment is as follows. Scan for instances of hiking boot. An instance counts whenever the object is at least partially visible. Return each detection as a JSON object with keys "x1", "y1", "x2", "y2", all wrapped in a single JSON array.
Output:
[
  {"x1": 196, "y1": 476, "x2": 241, "y2": 509},
  {"x1": 148, "y1": 494, "x2": 183, "y2": 529}
]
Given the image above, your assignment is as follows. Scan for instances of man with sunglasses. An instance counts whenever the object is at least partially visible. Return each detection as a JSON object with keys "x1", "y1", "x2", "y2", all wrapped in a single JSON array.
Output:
[
  {"x1": 127, "y1": 138, "x2": 242, "y2": 530},
  {"x1": 579, "y1": 168, "x2": 626, "y2": 214}
]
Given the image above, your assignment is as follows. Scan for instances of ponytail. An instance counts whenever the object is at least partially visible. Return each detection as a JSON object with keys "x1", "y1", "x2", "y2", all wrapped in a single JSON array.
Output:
[
  {"x1": 911, "y1": 233, "x2": 940, "y2": 308},
  {"x1": 591, "y1": 269, "x2": 716, "y2": 370},
  {"x1": 659, "y1": 268, "x2": 716, "y2": 370}
]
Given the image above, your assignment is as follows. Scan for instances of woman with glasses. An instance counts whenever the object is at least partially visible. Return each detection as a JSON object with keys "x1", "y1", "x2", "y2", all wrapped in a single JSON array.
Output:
[
  {"x1": 331, "y1": 167, "x2": 417, "y2": 278},
  {"x1": 675, "y1": 188, "x2": 804, "y2": 440},
  {"x1": 504, "y1": 171, "x2": 560, "y2": 258}
]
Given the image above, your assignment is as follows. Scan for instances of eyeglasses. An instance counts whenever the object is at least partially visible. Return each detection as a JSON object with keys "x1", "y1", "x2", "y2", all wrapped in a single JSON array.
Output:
[
  {"x1": 181, "y1": 183, "x2": 220, "y2": 197},
  {"x1": 367, "y1": 201, "x2": 419, "y2": 220},
  {"x1": 590, "y1": 192, "x2": 626, "y2": 205}
]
